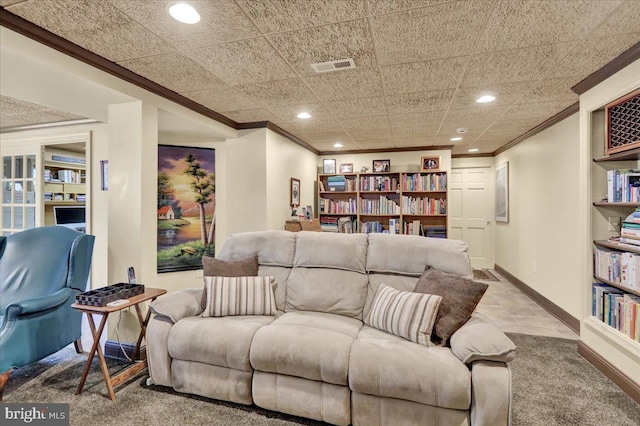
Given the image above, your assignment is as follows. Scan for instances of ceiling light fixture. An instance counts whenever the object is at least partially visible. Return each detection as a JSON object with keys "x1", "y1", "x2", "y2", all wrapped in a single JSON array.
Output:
[
  {"x1": 297, "y1": 112, "x2": 311, "y2": 119},
  {"x1": 169, "y1": 3, "x2": 201, "y2": 24},
  {"x1": 334, "y1": 142, "x2": 344, "y2": 148},
  {"x1": 450, "y1": 137, "x2": 463, "y2": 142},
  {"x1": 456, "y1": 127, "x2": 468, "y2": 134},
  {"x1": 468, "y1": 148, "x2": 479, "y2": 153},
  {"x1": 476, "y1": 95, "x2": 496, "y2": 103}
]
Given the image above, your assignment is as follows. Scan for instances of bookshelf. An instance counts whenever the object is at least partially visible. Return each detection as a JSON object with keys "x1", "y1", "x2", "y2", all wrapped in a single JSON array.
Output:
[
  {"x1": 317, "y1": 171, "x2": 447, "y2": 236},
  {"x1": 43, "y1": 150, "x2": 86, "y2": 225},
  {"x1": 586, "y1": 98, "x2": 640, "y2": 365}
]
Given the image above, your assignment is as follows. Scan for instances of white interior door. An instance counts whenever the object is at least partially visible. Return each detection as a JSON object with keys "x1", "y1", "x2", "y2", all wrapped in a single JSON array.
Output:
[
  {"x1": 1, "y1": 147, "x2": 41, "y2": 235},
  {"x1": 449, "y1": 167, "x2": 494, "y2": 269}
]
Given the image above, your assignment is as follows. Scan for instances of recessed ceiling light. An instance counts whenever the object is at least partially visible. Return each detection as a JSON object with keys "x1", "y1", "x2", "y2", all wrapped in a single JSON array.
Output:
[
  {"x1": 456, "y1": 127, "x2": 468, "y2": 134},
  {"x1": 450, "y1": 137, "x2": 463, "y2": 141},
  {"x1": 333, "y1": 142, "x2": 344, "y2": 148},
  {"x1": 476, "y1": 95, "x2": 496, "y2": 103},
  {"x1": 468, "y1": 148, "x2": 479, "y2": 152},
  {"x1": 297, "y1": 112, "x2": 311, "y2": 119},
  {"x1": 169, "y1": 3, "x2": 201, "y2": 24}
]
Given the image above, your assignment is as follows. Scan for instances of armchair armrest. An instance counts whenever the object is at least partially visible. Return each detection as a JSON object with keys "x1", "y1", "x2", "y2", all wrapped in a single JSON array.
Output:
[
  {"x1": 450, "y1": 313, "x2": 516, "y2": 364},
  {"x1": 5, "y1": 287, "x2": 74, "y2": 320},
  {"x1": 150, "y1": 288, "x2": 203, "y2": 323}
]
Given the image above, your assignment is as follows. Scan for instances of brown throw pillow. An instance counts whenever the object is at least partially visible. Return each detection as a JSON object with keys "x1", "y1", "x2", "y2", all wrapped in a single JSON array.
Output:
[
  {"x1": 413, "y1": 268, "x2": 488, "y2": 345},
  {"x1": 200, "y1": 255, "x2": 259, "y2": 308}
]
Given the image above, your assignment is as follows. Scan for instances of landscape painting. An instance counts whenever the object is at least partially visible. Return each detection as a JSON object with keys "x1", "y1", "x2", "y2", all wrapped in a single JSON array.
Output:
[{"x1": 157, "y1": 145, "x2": 215, "y2": 272}]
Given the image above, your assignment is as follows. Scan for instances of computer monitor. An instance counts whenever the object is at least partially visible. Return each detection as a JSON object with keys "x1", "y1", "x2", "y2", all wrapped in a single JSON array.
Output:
[{"x1": 53, "y1": 206, "x2": 86, "y2": 232}]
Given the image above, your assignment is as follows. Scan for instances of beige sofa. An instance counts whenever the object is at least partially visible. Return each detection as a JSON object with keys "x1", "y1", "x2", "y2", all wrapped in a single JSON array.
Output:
[{"x1": 147, "y1": 231, "x2": 515, "y2": 426}]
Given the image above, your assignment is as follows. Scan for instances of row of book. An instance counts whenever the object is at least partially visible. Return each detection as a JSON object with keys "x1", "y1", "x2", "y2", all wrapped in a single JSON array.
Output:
[
  {"x1": 593, "y1": 245, "x2": 639, "y2": 291},
  {"x1": 318, "y1": 198, "x2": 357, "y2": 214},
  {"x1": 402, "y1": 173, "x2": 447, "y2": 192},
  {"x1": 401, "y1": 196, "x2": 447, "y2": 215},
  {"x1": 360, "y1": 196, "x2": 401, "y2": 215},
  {"x1": 44, "y1": 169, "x2": 83, "y2": 184},
  {"x1": 320, "y1": 216, "x2": 357, "y2": 233},
  {"x1": 359, "y1": 176, "x2": 399, "y2": 192},
  {"x1": 607, "y1": 169, "x2": 640, "y2": 202},
  {"x1": 592, "y1": 283, "x2": 640, "y2": 342},
  {"x1": 318, "y1": 176, "x2": 357, "y2": 192}
]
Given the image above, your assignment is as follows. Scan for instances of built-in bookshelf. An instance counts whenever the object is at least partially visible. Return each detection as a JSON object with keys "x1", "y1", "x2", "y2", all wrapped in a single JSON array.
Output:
[
  {"x1": 43, "y1": 150, "x2": 86, "y2": 225},
  {"x1": 587, "y1": 98, "x2": 640, "y2": 357},
  {"x1": 317, "y1": 171, "x2": 447, "y2": 236}
]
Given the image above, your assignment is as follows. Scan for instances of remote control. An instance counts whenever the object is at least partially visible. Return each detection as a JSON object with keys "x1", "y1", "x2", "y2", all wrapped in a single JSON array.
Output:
[{"x1": 107, "y1": 299, "x2": 129, "y2": 307}]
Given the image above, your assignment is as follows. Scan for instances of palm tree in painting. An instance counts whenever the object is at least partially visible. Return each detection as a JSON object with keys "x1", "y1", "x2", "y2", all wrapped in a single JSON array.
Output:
[{"x1": 184, "y1": 154, "x2": 215, "y2": 246}]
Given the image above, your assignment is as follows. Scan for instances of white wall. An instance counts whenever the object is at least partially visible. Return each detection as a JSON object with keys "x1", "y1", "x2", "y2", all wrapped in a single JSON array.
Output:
[
  {"x1": 494, "y1": 113, "x2": 582, "y2": 319},
  {"x1": 266, "y1": 130, "x2": 318, "y2": 228}
]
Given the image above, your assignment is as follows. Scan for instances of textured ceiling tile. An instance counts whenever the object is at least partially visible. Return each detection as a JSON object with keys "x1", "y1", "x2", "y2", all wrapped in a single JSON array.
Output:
[
  {"x1": 297, "y1": 131, "x2": 352, "y2": 145},
  {"x1": 237, "y1": 0, "x2": 366, "y2": 33},
  {"x1": 313, "y1": 141, "x2": 361, "y2": 151},
  {"x1": 1, "y1": 109, "x2": 83, "y2": 127},
  {"x1": 267, "y1": 103, "x2": 334, "y2": 123},
  {"x1": 350, "y1": 128, "x2": 393, "y2": 141},
  {"x1": 372, "y1": 1, "x2": 493, "y2": 65},
  {"x1": 0, "y1": 95, "x2": 39, "y2": 115},
  {"x1": 222, "y1": 109, "x2": 275, "y2": 123},
  {"x1": 8, "y1": 0, "x2": 174, "y2": 62},
  {"x1": 269, "y1": 19, "x2": 376, "y2": 76},
  {"x1": 0, "y1": 115, "x2": 30, "y2": 128},
  {"x1": 234, "y1": 78, "x2": 318, "y2": 106},
  {"x1": 393, "y1": 137, "x2": 437, "y2": 147},
  {"x1": 324, "y1": 97, "x2": 388, "y2": 119},
  {"x1": 355, "y1": 139, "x2": 398, "y2": 149},
  {"x1": 386, "y1": 90, "x2": 455, "y2": 115},
  {"x1": 432, "y1": 133, "x2": 481, "y2": 144},
  {"x1": 438, "y1": 106, "x2": 508, "y2": 135},
  {"x1": 183, "y1": 38, "x2": 295, "y2": 86},
  {"x1": 108, "y1": 0, "x2": 259, "y2": 50},
  {"x1": 587, "y1": 1, "x2": 640, "y2": 39},
  {"x1": 276, "y1": 118, "x2": 342, "y2": 134},
  {"x1": 477, "y1": 0, "x2": 621, "y2": 52},
  {"x1": 118, "y1": 52, "x2": 224, "y2": 93},
  {"x1": 367, "y1": 0, "x2": 453, "y2": 15},
  {"x1": 339, "y1": 115, "x2": 390, "y2": 131},
  {"x1": 461, "y1": 42, "x2": 578, "y2": 87},
  {"x1": 522, "y1": 76, "x2": 584, "y2": 104},
  {"x1": 182, "y1": 85, "x2": 259, "y2": 112},
  {"x1": 548, "y1": 33, "x2": 640, "y2": 79},
  {"x1": 0, "y1": 0, "x2": 26, "y2": 6},
  {"x1": 490, "y1": 117, "x2": 541, "y2": 133},
  {"x1": 449, "y1": 81, "x2": 534, "y2": 110},
  {"x1": 511, "y1": 100, "x2": 576, "y2": 120},
  {"x1": 305, "y1": 68, "x2": 383, "y2": 101},
  {"x1": 381, "y1": 57, "x2": 468, "y2": 95}
]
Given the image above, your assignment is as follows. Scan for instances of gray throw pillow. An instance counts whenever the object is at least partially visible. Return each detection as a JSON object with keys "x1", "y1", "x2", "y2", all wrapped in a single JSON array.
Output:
[
  {"x1": 200, "y1": 255, "x2": 259, "y2": 308},
  {"x1": 413, "y1": 268, "x2": 488, "y2": 344}
]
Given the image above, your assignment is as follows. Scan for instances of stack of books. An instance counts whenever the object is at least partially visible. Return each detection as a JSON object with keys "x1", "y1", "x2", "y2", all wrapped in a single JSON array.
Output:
[
  {"x1": 425, "y1": 226, "x2": 447, "y2": 238},
  {"x1": 620, "y1": 208, "x2": 640, "y2": 248},
  {"x1": 327, "y1": 176, "x2": 346, "y2": 192},
  {"x1": 607, "y1": 169, "x2": 640, "y2": 202},
  {"x1": 592, "y1": 283, "x2": 640, "y2": 342}
]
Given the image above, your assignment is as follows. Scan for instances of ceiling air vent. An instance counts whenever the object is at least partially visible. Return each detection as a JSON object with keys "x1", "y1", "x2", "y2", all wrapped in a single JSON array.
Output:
[{"x1": 311, "y1": 58, "x2": 356, "y2": 73}]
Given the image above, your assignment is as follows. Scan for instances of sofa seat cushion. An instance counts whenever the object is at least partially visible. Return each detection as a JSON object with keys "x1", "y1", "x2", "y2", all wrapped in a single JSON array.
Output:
[
  {"x1": 349, "y1": 326, "x2": 471, "y2": 410},
  {"x1": 167, "y1": 316, "x2": 275, "y2": 372},
  {"x1": 250, "y1": 311, "x2": 362, "y2": 385}
]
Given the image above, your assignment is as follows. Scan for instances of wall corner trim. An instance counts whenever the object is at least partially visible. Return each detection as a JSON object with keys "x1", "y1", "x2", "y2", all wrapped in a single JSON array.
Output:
[{"x1": 493, "y1": 264, "x2": 580, "y2": 334}]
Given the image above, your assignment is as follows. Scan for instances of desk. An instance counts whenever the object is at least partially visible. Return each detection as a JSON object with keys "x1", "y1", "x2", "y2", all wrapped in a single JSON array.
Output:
[{"x1": 72, "y1": 287, "x2": 166, "y2": 400}]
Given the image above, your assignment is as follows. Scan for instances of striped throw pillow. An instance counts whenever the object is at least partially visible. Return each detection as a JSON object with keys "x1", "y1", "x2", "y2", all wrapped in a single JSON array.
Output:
[
  {"x1": 365, "y1": 284, "x2": 442, "y2": 346},
  {"x1": 202, "y1": 276, "x2": 277, "y2": 317}
]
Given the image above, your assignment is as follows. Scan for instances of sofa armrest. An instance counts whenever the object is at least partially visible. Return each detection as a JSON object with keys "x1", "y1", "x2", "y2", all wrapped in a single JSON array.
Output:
[
  {"x1": 471, "y1": 361, "x2": 511, "y2": 426},
  {"x1": 6, "y1": 287, "x2": 73, "y2": 319},
  {"x1": 450, "y1": 313, "x2": 516, "y2": 364},
  {"x1": 149, "y1": 288, "x2": 203, "y2": 323}
]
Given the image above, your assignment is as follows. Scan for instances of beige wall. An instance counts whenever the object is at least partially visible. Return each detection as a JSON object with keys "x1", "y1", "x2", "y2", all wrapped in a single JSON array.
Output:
[
  {"x1": 319, "y1": 150, "x2": 451, "y2": 175},
  {"x1": 494, "y1": 113, "x2": 582, "y2": 319},
  {"x1": 266, "y1": 131, "x2": 318, "y2": 228}
]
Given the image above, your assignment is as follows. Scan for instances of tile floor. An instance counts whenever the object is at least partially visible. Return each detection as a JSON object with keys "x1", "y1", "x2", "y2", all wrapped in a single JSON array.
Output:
[{"x1": 475, "y1": 269, "x2": 579, "y2": 340}]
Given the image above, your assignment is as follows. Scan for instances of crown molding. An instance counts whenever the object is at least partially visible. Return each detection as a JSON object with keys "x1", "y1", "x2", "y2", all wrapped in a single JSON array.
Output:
[
  {"x1": 572, "y1": 40, "x2": 640, "y2": 95},
  {"x1": 319, "y1": 145, "x2": 453, "y2": 156}
]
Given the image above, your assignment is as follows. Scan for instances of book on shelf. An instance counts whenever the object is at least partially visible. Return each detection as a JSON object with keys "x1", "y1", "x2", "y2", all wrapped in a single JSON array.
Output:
[
  {"x1": 320, "y1": 216, "x2": 356, "y2": 233},
  {"x1": 594, "y1": 245, "x2": 640, "y2": 291},
  {"x1": 425, "y1": 225, "x2": 446, "y2": 238},
  {"x1": 319, "y1": 198, "x2": 356, "y2": 214},
  {"x1": 401, "y1": 196, "x2": 446, "y2": 215},
  {"x1": 592, "y1": 283, "x2": 639, "y2": 342},
  {"x1": 359, "y1": 175, "x2": 398, "y2": 192},
  {"x1": 402, "y1": 172, "x2": 447, "y2": 192},
  {"x1": 359, "y1": 196, "x2": 400, "y2": 215},
  {"x1": 607, "y1": 169, "x2": 640, "y2": 202}
]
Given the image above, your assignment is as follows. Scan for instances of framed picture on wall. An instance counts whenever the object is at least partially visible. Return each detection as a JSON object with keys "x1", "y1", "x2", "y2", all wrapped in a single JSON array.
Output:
[
  {"x1": 495, "y1": 162, "x2": 509, "y2": 223},
  {"x1": 323, "y1": 159, "x2": 336, "y2": 174},
  {"x1": 372, "y1": 159, "x2": 390, "y2": 172},
  {"x1": 420, "y1": 156, "x2": 440, "y2": 171},
  {"x1": 290, "y1": 178, "x2": 300, "y2": 206},
  {"x1": 339, "y1": 163, "x2": 353, "y2": 173}
]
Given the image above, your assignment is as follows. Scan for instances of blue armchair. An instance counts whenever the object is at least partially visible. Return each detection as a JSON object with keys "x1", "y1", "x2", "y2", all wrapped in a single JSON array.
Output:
[{"x1": 0, "y1": 226, "x2": 95, "y2": 400}]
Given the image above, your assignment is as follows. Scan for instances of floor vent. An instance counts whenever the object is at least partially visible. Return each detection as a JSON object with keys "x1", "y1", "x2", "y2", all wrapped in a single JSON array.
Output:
[{"x1": 311, "y1": 58, "x2": 356, "y2": 73}]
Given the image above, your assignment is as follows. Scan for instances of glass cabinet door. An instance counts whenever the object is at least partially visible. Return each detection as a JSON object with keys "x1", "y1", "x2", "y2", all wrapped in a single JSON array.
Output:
[{"x1": 1, "y1": 153, "x2": 38, "y2": 235}]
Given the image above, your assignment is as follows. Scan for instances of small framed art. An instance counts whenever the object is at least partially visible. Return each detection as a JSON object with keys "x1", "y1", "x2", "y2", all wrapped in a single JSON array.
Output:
[
  {"x1": 323, "y1": 159, "x2": 336, "y2": 174},
  {"x1": 372, "y1": 159, "x2": 390, "y2": 172},
  {"x1": 421, "y1": 156, "x2": 440, "y2": 171},
  {"x1": 339, "y1": 163, "x2": 353, "y2": 173},
  {"x1": 290, "y1": 178, "x2": 300, "y2": 206}
]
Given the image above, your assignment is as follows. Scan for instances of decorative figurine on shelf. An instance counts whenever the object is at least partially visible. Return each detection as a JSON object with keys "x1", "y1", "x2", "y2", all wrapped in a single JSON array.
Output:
[
  {"x1": 360, "y1": 166, "x2": 369, "y2": 173},
  {"x1": 291, "y1": 205, "x2": 299, "y2": 220}
]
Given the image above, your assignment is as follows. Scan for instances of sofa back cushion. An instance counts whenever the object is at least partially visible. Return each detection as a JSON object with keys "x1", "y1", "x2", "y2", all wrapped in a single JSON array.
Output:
[
  {"x1": 258, "y1": 265, "x2": 290, "y2": 311},
  {"x1": 362, "y1": 273, "x2": 419, "y2": 319},
  {"x1": 293, "y1": 232, "x2": 368, "y2": 272},
  {"x1": 218, "y1": 231, "x2": 296, "y2": 267},
  {"x1": 286, "y1": 268, "x2": 368, "y2": 319},
  {"x1": 366, "y1": 234, "x2": 472, "y2": 278}
]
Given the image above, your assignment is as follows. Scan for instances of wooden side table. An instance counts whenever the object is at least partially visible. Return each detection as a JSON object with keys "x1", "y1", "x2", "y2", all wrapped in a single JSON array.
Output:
[
  {"x1": 72, "y1": 287, "x2": 166, "y2": 400},
  {"x1": 285, "y1": 219, "x2": 322, "y2": 232}
]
